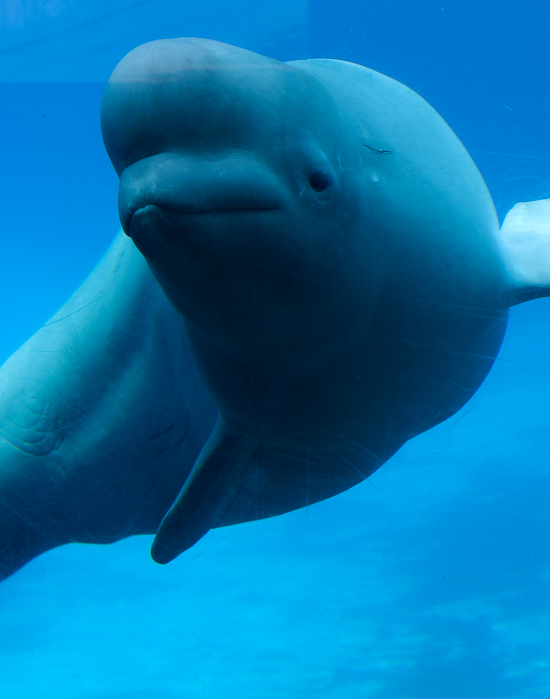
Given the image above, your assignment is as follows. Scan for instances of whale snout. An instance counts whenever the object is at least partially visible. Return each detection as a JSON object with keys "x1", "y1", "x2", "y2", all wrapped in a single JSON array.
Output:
[{"x1": 118, "y1": 151, "x2": 285, "y2": 238}]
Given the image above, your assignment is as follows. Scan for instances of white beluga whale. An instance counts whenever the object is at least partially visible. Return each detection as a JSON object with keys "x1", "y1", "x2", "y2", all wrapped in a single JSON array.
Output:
[{"x1": 0, "y1": 37, "x2": 548, "y2": 579}]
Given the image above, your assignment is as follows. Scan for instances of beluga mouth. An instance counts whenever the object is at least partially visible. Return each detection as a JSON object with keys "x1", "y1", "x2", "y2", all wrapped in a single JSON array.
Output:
[
  {"x1": 116, "y1": 151, "x2": 287, "y2": 243},
  {"x1": 123, "y1": 201, "x2": 282, "y2": 251}
]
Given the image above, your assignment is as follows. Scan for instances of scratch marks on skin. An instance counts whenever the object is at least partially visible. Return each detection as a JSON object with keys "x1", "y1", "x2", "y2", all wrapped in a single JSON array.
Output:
[
  {"x1": 363, "y1": 144, "x2": 392, "y2": 155},
  {"x1": 43, "y1": 295, "x2": 105, "y2": 327},
  {"x1": 0, "y1": 432, "x2": 28, "y2": 454},
  {"x1": 384, "y1": 334, "x2": 498, "y2": 361},
  {"x1": 113, "y1": 486, "x2": 164, "y2": 541},
  {"x1": 0, "y1": 426, "x2": 64, "y2": 458},
  {"x1": 149, "y1": 420, "x2": 189, "y2": 450}
]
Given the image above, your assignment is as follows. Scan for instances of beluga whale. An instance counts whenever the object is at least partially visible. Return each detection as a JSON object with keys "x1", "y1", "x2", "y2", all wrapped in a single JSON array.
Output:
[{"x1": 0, "y1": 37, "x2": 549, "y2": 580}]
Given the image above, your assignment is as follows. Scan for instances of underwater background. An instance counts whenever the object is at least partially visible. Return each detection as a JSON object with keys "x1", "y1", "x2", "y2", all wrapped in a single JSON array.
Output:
[{"x1": 1, "y1": 1, "x2": 549, "y2": 696}]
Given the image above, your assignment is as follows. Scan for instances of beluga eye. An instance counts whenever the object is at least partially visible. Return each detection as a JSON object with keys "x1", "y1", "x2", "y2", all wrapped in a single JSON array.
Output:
[{"x1": 308, "y1": 168, "x2": 333, "y2": 193}]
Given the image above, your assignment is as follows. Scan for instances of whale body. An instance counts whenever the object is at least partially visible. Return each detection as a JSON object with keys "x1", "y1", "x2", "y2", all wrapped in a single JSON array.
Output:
[{"x1": 1, "y1": 38, "x2": 549, "y2": 579}]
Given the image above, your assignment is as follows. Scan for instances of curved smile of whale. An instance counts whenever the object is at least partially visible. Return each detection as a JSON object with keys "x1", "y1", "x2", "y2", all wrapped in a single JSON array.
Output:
[{"x1": 120, "y1": 152, "x2": 285, "y2": 238}]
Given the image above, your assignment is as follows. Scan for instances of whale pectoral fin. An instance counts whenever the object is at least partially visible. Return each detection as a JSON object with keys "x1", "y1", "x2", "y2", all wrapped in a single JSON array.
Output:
[
  {"x1": 499, "y1": 199, "x2": 550, "y2": 306},
  {"x1": 151, "y1": 417, "x2": 259, "y2": 564}
]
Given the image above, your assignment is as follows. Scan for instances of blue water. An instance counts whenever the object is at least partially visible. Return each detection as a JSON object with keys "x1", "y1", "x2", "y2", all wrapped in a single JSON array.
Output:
[{"x1": 1, "y1": 2, "x2": 549, "y2": 696}]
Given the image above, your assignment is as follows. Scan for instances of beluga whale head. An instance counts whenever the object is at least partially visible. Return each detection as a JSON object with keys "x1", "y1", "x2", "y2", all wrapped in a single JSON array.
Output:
[
  {"x1": 101, "y1": 38, "x2": 515, "y2": 565},
  {"x1": 102, "y1": 38, "x2": 364, "y2": 356}
]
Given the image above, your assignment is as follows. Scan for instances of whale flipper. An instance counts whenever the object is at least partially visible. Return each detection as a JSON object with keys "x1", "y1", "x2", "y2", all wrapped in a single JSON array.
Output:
[
  {"x1": 498, "y1": 199, "x2": 550, "y2": 305},
  {"x1": 151, "y1": 417, "x2": 259, "y2": 564}
]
